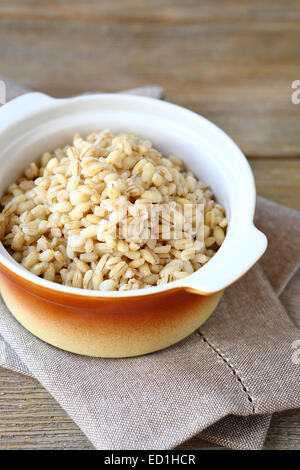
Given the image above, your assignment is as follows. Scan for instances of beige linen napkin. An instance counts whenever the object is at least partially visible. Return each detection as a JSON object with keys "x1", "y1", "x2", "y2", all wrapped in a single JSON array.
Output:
[{"x1": 0, "y1": 77, "x2": 299, "y2": 450}]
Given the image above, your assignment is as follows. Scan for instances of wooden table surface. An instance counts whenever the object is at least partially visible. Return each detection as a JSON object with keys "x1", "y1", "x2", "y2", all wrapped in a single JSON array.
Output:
[{"x1": 0, "y1": 0, "x2": 299, "y2": 450}]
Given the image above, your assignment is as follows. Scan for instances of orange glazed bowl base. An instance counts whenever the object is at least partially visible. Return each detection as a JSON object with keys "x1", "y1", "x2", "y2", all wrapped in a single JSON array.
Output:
[{"x1": 0, "y1": 272, "x2": 222, "y2": 358}]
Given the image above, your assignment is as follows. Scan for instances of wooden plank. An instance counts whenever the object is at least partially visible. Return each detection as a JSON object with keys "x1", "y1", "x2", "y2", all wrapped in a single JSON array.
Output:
[
  {"x1": 264, "y1": 410, "x2": 300, "y2": 450},
  {"x1": 1, "y1": 0, "x2": 300, "y2": 22},
  {"x1": 250, "y1": 158, "x2": 300, "y2": 210},
  {"x1": 0, "y1": 1, "x2": 299, "y2": 156},
  {"x1": 0, "y1": 367, "x2": 93, "y2": 450}
]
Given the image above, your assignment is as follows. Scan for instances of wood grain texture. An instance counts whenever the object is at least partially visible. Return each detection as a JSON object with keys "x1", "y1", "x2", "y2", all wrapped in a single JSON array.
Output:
[
  {"x1": 250, "y1": 158, "x2": 300, "y2": 210},
  {"x1": 0, "y1": 367, "x2": 93, "y2": 450},
  {"x1": 0, "y1": 0, "x2": 299, "y2": 451},
  {"x1": 0, "y1": 366, "x2": 300, "y2": 450},
  {"x1": 0, "y1": 0, "x2": 300, "y2": 156}
]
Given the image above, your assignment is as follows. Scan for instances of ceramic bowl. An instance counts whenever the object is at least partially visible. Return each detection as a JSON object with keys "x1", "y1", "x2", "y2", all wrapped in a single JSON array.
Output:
[{"x1": 0, "y1": 93, "x2": 267, "y2": 357}]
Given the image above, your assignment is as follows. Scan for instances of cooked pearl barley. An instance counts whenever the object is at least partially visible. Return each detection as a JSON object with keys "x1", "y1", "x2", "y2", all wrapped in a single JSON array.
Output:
[
  {"x1": 213, "y1": 226, "x2": 225, "y2": 246},
  {"x1": 0, "y1": 130, "x2": 227, "y2": 291},
  {"x1": 39, "y1": 249, "x2": 55, "y2": 262},
  {"x1": 100, "y1": 279, "x2": 117, "y2": 291}
]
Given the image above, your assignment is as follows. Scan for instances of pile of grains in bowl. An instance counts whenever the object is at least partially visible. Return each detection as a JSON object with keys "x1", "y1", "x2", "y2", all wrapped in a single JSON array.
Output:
[{"x1": 0, "y1": 130, "x2": 227, "y2": 291}]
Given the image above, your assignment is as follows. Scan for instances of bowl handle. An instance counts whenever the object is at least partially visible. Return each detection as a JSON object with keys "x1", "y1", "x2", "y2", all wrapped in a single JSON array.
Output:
[
  {"x1": 0, "y1": 92, "x2": 54, "y2": 132},
  {"x1": 183, "y1": 224, "x2": 268, "y2": 295}
]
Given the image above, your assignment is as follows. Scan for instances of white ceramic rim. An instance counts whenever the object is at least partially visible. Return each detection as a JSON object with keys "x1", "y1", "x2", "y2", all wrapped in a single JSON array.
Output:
[{"x1": 0, "y1": 92, "x2": 267, "y2": 298}]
